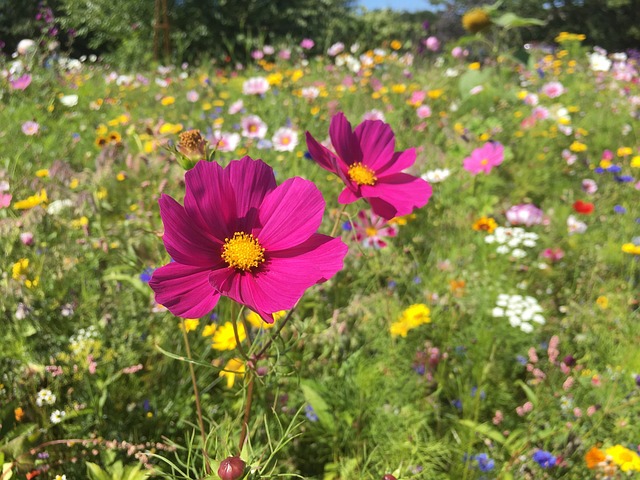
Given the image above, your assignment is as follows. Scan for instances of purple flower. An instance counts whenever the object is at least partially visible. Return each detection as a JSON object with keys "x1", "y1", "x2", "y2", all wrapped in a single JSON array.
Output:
[
  {"x1": 472, "y1": 453, "x2": 495, "y2": 472},
  {"x1": 532, "y1": 450, "x2": 556, "y2": 468},
  {"x1": 506, "y1": 204, "x2": 544, "y2": 226},
  {"x1": 300, "y1": 38, "x2": 315, "y2": 50}
]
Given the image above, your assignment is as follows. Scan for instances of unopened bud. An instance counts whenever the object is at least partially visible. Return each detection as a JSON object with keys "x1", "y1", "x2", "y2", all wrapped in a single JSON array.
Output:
[
  {"x1": 218, "y1": 456, "x2": 246, "y2": 480},
  {"x1": 383, "y1": 475, "x2": 397, "y2": 480}
]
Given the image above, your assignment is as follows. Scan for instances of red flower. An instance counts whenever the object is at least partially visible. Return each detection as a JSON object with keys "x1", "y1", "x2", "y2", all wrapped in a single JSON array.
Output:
[{"x1": 573, "y1": 200, "x2": 594, "y2": 214}]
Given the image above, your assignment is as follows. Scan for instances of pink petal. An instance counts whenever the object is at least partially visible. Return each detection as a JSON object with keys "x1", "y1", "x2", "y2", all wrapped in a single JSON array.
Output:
[
  {"x1": 338, "y1": 187, "x2": 360, "y2": 204},
  {"x1": 159, "y1": 194, "x2": 220, "y2": 266},
  {"x1": 375, "y1": 148, "x2": 417, "y2": 176},
  {"x1": 150, "y1": 262, "x2": 220, "y2": 318},
  {"x1": 209, "y1": 234, "x2": 348, "y2": 323},
  {"x1": 225, "y1": 156, "x2": 277, "y2": 230},
  {"x1": 257, "y1": 178, "x2": 325, "y2": 250},
  {"x1": 329, "y1": 112, "x2": 362, "y2": 166},
  {"x1": 305, "y1": 132, "x2": 340, "y2": 173},
  {"x1": 361, "y1": 173, "x2": 432, "y2": 219},
  {"x1": 184, "y1": 161, "x2": 236, "y2": 240},
  {"x1": 353, "y1": 120, "x2": 396, "y2": 171}
]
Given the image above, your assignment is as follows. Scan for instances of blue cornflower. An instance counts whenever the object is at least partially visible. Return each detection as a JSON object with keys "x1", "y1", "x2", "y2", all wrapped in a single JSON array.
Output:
[
  {"x1": 342, "y1": 221, "x2": 352, "y2": 231},
  {"x1": 473, "y1": 453, "x2": 495, "y2": 472},
  {"x1": 614, "y1": 205, "x2": 627, "y2": 214},
  {"x1": 305, "y1": 404, "x2": 318, "y2": 422},
  {"x1": 615, "y1": 175, "x2": 634, "y2": 182},
  {"x1": 532, "y1": 450, "x2": 556, "y2": 468},
  {"x1": 304, "y1": 151, "x2": 313, "y2": 160},
  {"x1": 516, "y1": 355, "x2": 528, "y2": 365},
  {"x1": 140, "y1": 267, "x2": 155, "y2": 283},
  {"x1": 451, "y1": 399, "x2": 462, "y2": 410},
  {"x1": 593, "y1": 167, "x2": 605, "y2": 174},
  {"x1": 606, "y1": 165, "x2": 622, "y2": 173}
]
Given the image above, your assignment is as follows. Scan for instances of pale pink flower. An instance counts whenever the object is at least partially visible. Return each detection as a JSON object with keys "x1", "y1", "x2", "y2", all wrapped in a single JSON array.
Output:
[
  {"x1": 186, "y1": 90, "x2": 199, "y2": 102},
  {"x1": 351, "y1": 209, "x2": 398, "y2": 249},
  {"x1": 587, "y1": 405, "x2": 597, "y2": 416},
  {"x1": 278, "y1": 49, "x2": 291, "y2": 60},
  {"x1": 532, "y1": 106, "x2": 549, "y2": 120},
  {"x1": 492, "y1": 410, "x2": 503, "y2": 425},
  {"x1": 416, "y1": 105, "x2": 432, "y2": 119},
  {"x1": 251, "y1": 50, "x2": 264, "y2": 60},
  {"x1": 573, "y1": 407, "x2": 582, "y2": 418},
  {"x1": 301, "y1": 86, "x2": 320, "y2": 100},
  {"x1": 541, "y1": 81, "x2": 565, "y2": 98},
  {"x1": 562, "y1": 149, "x2": 577, "y2": 165},
  {"x1": 528, "y1": 347, "x2": 539, "y2": 363},
  {"x1": 469, "y1": 85, "x2": 484, "y2": 95},
  {"x1": 361, "y1": 109, "x2": 385, "y2": 122},
  {"x1": 272, "y1": 127, "x2": 298, "y2": 151},
  {"x1": 451, "y1": 46, "x2": 468, "y2": 59},
  {"x1": 409, "y1": 90, "x2": 426, "y2": 106},
  {"x1": 228, "y1": 99, "x2": 244, "y2": 115},
  {"x1": 241, "y1": 115, "x2": 268, "y2": 139},
  {"x1": 211, "y1": 131, "x2": 241, "y2": 152},
  {"x1": 524, "y1": 93, "x2": 539, "y2": 106},
  {"x1": 20, "y1": 232, "x2": 34, "y2": 245},
  {"x1": 10, "y1": 74, "x2": 32, "y2": 90},
  {"x1": 263, "y1": 45, "x2": 275, "y2": 55},
  {"x1": 567, "y1": 215, "x2": 587, "y2": 235},
  {"x1": 562, "y1": 376, "x2": 574, "y2": 391},
  {"x1": 327, "y1": 42, "x2": 345, "y2": 57},
  {"x1": 506, "y1": 204, "x2": 544, "y2": 227},
  {"x1": 0, "y1": 193, "x2": 11, "y2": 208},
  {"x1": 242, "y1": 77, "x2": 270, "y2": 96},
  {"x1": 424, "y1": 36, "x2": 440, "y2": 52},
  {"x1": 22, "y1": 120, "x2": 39, "y2": 136}
]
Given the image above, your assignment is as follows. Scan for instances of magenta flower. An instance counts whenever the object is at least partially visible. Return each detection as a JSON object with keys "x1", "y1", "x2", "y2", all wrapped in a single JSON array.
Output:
[
  {"x1": 300, "y1": 38, "x2": 315, "y2": 50},
  {"x1": 462, "y1": 142, "x2": 504, "y2": 175},
  {"x1": 10, "y1": 74, "x2": 32, "y2": 91},
  {"x1": 305, "y1": 113, "x2": 432, "y2": 220},
  {"x1": 149, "y1": 157, "x2": 348, "y2": 323}
]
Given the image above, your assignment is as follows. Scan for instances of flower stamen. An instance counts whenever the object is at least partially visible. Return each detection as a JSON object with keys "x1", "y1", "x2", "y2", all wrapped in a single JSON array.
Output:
[
  {"x1": 221, "y1": 232, "x2": 265, "y2": 271},
  {"x1": 348, "y1": 162, "x2": 377, "y2": 186}
]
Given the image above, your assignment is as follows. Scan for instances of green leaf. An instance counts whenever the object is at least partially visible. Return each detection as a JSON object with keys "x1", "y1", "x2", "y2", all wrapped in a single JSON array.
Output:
[
  {"x1": 493, "y1": 13, "x2": 545, "y2": 29},
  {"x1": 458, "y1": 69, "x2": 491, "y2": 98},
  {"x1": 86, "y1": 462, "x2": 111, "y2": 480},
  {"x1": 515, "y1": 380, "x2": 538, "y2": 404},
  {"x1": 300, "y1": 380, "x2": 335, "y2": 431},
  {"x1": 2, "y1": 463, "x2": 13, "y2": 480},
  {"x1": 458, "y1": 419, "x2": 506, "y2": 444}
]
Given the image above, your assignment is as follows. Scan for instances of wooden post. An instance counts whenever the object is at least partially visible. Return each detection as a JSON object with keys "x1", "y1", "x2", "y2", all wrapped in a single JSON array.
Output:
[{"x1": 153, "y1": 0, "x2": 171, "y2": 61}]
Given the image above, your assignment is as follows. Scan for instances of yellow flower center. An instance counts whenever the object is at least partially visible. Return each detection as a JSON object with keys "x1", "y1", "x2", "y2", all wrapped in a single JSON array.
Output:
[
  {"x1": 481, "y1": 158, "x2": 489, "y2": 165},
  {"x1": 365, "y1": 227, "x2": 378, "y2": 237},
  {"x1": 348, "y1": 163, "x2": 377, "y2": 186},
  {"x1": 221, "y1": 232, "x2": 265, "y2": 271}
]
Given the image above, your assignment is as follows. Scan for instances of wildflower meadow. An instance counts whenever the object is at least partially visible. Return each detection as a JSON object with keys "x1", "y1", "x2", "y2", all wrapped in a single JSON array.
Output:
[{"x1": 1, "y1": 2, "x2": 639, "y2": 479}]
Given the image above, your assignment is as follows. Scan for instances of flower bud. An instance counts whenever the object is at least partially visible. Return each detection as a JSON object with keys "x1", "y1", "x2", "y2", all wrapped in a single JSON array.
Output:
[
  {"x1": 218, "y1": 456, "x2": 246, "y2": 480},
  {"x1": 383, "y1": 475, "x2": 397, "y2": 480}
]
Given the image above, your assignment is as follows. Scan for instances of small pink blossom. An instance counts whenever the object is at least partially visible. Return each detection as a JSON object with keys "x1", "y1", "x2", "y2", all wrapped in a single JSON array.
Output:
[
  {"x1": 469, "y1": 85, "x2": 484, "y2": 95},
  {"x1": 351, "y1": 209, "x2": 398, "y2": 249},
  {"x1": 601, "y1": 149, "x2": 614, "y2": 160},
  {"x1": 492, "y1": 410, "x2": 503, "y2": 425},
  {"x1": 272, "y1": 127, "x2": 298, "y2": 152},
  {"x1": 462, "y1": 142, "x2": 504, "y2": 175},
  {"x1": 506, "y1": 204, "x2": 544, "y2": 226},
  {"x1": 424, "y1": 36, "x2": 440, "y2": 52},
  {"x1": 562, "y1": 149, "x2": 577, "y2": 165},
  {"x1": 251, "y1": 50, "x2": 264, "y2": 60},
  {"x1": 327, "y1": 42, "x2": 345, "y2": 57},
  {"x1": 362, "y1": 109, "x2": 385, "y2": 122},
  {"x1": 409, "y1": 90, "x2": 426, "y2": 105},
  {"x1": 0, "y1": 193, "x2": 11, "y2": 208},
  {"x1": 416, "y1": 105, "x2": 432, "y2": 119},
  {"x1": 242, "y1": 77, "x2": 270, "y2": 96},
  {"x1": 562, "y1": 376, "x2": 574, "y2": 390},
  {"x1": 10, "y1": 74, "x2": 32, "y2": 90},
  {"x1": 241, "y1": 115, "x2": 268, "y2": 139},
  {"x1": 122, "y1": 364, "x2": 143, "y2": 374},
  {"x1": 451, "y1": 46, "x2": 468, "y2": 59},
  {"x1": 573, "y1": 407, "x2": 582, "y2": 418},
  {"x1": 591, "y1": 375, "x2": 601, "y2": 387},
  {"x1": 300, "y1": 38, "x2": 315, "y2": 50},
  {"x1": 581, "y1": 179, "x2": 598, "y2": 194},
  {"x1": 541, "y1": 81, "x2": 565, "y2": 98},
  {"x1": 542, "y1": 248, "x2": 564, "y2": 262},
  {"x1": 228, "y1": 99, "x2": 244, "y2": 115},
  {"x1": 278, "y1": 49, "x2": 291, "y2": 60},
  {"x1": 210, "y1": 131, "x2": 241, "y2": 152},
  {"x1": 22, "y1": 120, "x2": 39, "y2": 136},
  {"x1": 20, "y1": 232, "x2": 34, "y2": 245},
  {"x1": 528, "y1": 347, "x2": 539, "y2": 363},
  {"x1": 186, "y1": 90, "x2": 199, "y2": 102},
  {"x1": 587, "y1": 405, "x2": 597, "y2": 416}
]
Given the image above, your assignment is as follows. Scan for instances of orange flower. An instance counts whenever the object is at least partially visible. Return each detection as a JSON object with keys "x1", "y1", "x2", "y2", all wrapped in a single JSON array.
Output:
[
  {"x1": 585, "y1": 446, "x2": 606, "y2": 469},
  {"x1": 14, "y1": 406, "x2": 24, "y2": 421}
]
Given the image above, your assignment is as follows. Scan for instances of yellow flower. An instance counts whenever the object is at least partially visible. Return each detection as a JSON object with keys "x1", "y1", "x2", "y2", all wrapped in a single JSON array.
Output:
[
  {"x1": 35, "y1": 169, "x2": 49, "y2": 178},
  {"x1": 246, "y1": 310, "x2": 284, "y2": 329},
  {"x1": 472, "y1": 216, "x2": 497, "y2": 233},
  {"x1": 108, "y1": 131, "x2": 122, "y2": 143},
  {"x1": 622, "y1": 243, "x2": 640, "y2": 255},
  {"x1": 462, "y1": 8, "x2": 491, "y2": 33},
  {"x1": 69, "y1": 178, "x2": 79, "y2": 189},
  {"x1": 202, "y1": 324, "x2": 217, "y2": 337},
  {"x1": 290, "y1": 70, "x2": 304, "y2": 82},
  {"x1": 71, "y1": 216, "x2": 89, "y2": 228},
  {"x1": 95, "y1": 124, "x2": 108, "y2": 136},
  {"x1": 13, "y1": 189, "x2": 47, "y2": 210},
  {"x1": 569, "y1": 141, "x2": 587, "y2": 152},
  {"x1": 116, "y1": 172, "x2": 126, "y2": 181},
  {"x1": 96, "y1": 187, "x2": 108, "y2": 200},
  {"x1": 180, "y1": 318, "x2": 200, "y2": 332},
  {"x1": 630, "y1": 156, "x2": 640, "y2": 168},
  {"x1": 25, "y1": 276, "x2": 39, "y2": 289},
  {"x1": 219, "y1": 358, "x2": 245, "y2": 388},
  {"x1": 605, "y1": 445, "x2": 640, "y2": 472},
  {"x1": 391, "y1": 304, "x2": 431, "y2": 337},
  {"x1": 388, "y1": 214, "x2": 416, "y2": 226},
  {"x1": 211, "y1": 322, "x2": 246, "y2": 351},
  {"x1": 14, "y1": 407, "x2": 24, "y2": 422},
  {"x1": 267, "y1": 72, "x2": 283, "y2": 86},
  {"x1": 617, "y1": 147, "x2": 633, "y2": 157},
  {"x1": 159, "y1": 123, "x2": 183, "y2": 135},
  {"x1": 391, "y1": 84, "x2": 406, "y2": 94},
  {"x1": 390, "y1": 40, "x2": 402, "y2": 50},
  {"x1": 427, "y1": 89, "x2": 444, "y2": 99},
  {"x1": 160, "y1": 96, "x2": 175, "y2": 106},
  {"x1": 469, "y1": 62, "x2": 481, "y2": 70},
  {"x1": 310, "y1": 106, "x2": 320, "y2": 116},
  {"x1": 12, "y1": 258, "x2": 29, "y2": 280},
  {"x1": 596, "y1": 296, "x2": 608, "y2": 309}
]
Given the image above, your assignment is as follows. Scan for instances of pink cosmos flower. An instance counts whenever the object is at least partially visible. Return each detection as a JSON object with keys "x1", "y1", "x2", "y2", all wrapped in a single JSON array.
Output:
[
  {"x1": 242, "y1": 77, "x2": 270, "y2": 96},
  {"x1": 305, "y1": 112, "x2": 432, "y2": 220},
  {"x1": 424, "y1": 36, "x2": 440, "y2": 52},
  {"x1": 228, "y1": 99, "x2": 244, "y2": 115},
  {"x1": 505, "y1": 204, "x2": 544, "y2": 226},
  {"x1": 300, "y1": 38, "x2": 315, "y2": 50},
  {"x1": 451, "y1": 46, "x2": 468, "y2": 59},
  {"x1": 272, "y1": 127, "x2": 298, "y2": 151},
  {"x1": 361, "y1": 109, "x2": 385, "y2": 122},
  {"x1": 241, "y1": 115, "x2": 268, "y2": 139},
  {"x1": 0, "y1": 193, "x2": 11, "y2": 208},
  {"x1": 278, "y1": 49, "x2": 291, "y2": 60},
  {"x1": 210, "y1": 132, "x2": 241, "y2": 152},
  {"x1": 351, "y1": 210, "x2": 398, "y2": 248},
  {"x1": 416, "y1": 105, "x2": 432, "y2": 119},
  {"x1": 327, "y1": 42, "x2": 345, "y2": 57},
  {"x1": 21, "y1": 120, "x2": 39, "y2": 136},
  {"x1": 186, "y1": 90, "x2": 199, "y2": 102},
  {"x1": 462, "y1": 142, "x2": 504, "y2": 175},
  {"x1": 10, "y1": 74, "x2": 32, "y2": 91},
  {"x1": 150, "y1": 158, "x2": 347, "y2": 323},
  {"x1": 541, "y1": 81, "x2": 565, "y2": 98}
]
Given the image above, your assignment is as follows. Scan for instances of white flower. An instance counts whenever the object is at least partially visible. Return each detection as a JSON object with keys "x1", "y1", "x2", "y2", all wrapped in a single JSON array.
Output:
[
  {"x1": 47, "y1": 199, "x2": 73, "y2": 215},
  {"x1": 59, "y1": 95, "x2": 79, "y2": 107},
  {"x1": 327, "y1": 42, "x2": 345, "y2": 57},
  {"x1": 242, "y1": 77, "x2": 270, "y2": 96},
  {"x1": 567, "y1": 215, "x2": 587, "y2": 235},
  {"x1": 240, "y1": 115, "x2": 268, "y2": 139},
  {"x1": 588, "y1": 52, "x2": 611, "y2": 72},
  {"x1": 492, "y1": 294, "x2": 545, "y2": 332},
  {"x1": 17, "y1": 39, "x2": 36, "y2": 56},
  {"x1": 50, "y1": 410, "x2": 66, "y2": 424},
  {"x1": 36, "y1": 389, "x2": 56, "y2": 406},
  {"x1": 271, "y1": 127, "x2": 298, "y2": 152},
  {"x1": 421, "y1": 168, "x2": 450, "y2": 184},
  {"x1": 211, "y1": 132, "x2": 240, "y2": 153},
  {"x1": 300, "y1": 86, "x2": 320, "y2": 100}
]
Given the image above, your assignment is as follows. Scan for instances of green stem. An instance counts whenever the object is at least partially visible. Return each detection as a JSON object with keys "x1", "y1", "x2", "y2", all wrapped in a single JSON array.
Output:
[
  {"x1": 231, "y1": 305, "x2": 249, "y2": 361},
  {"x1": 238, "y1": 369, "x2": 255, "y2": 453},
  {"x1": 181, "y1": 324, "x2": 212, "y2": 474},
  {"x1": 330, "y1": 203, "x2": 349, "y2": 237}
]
